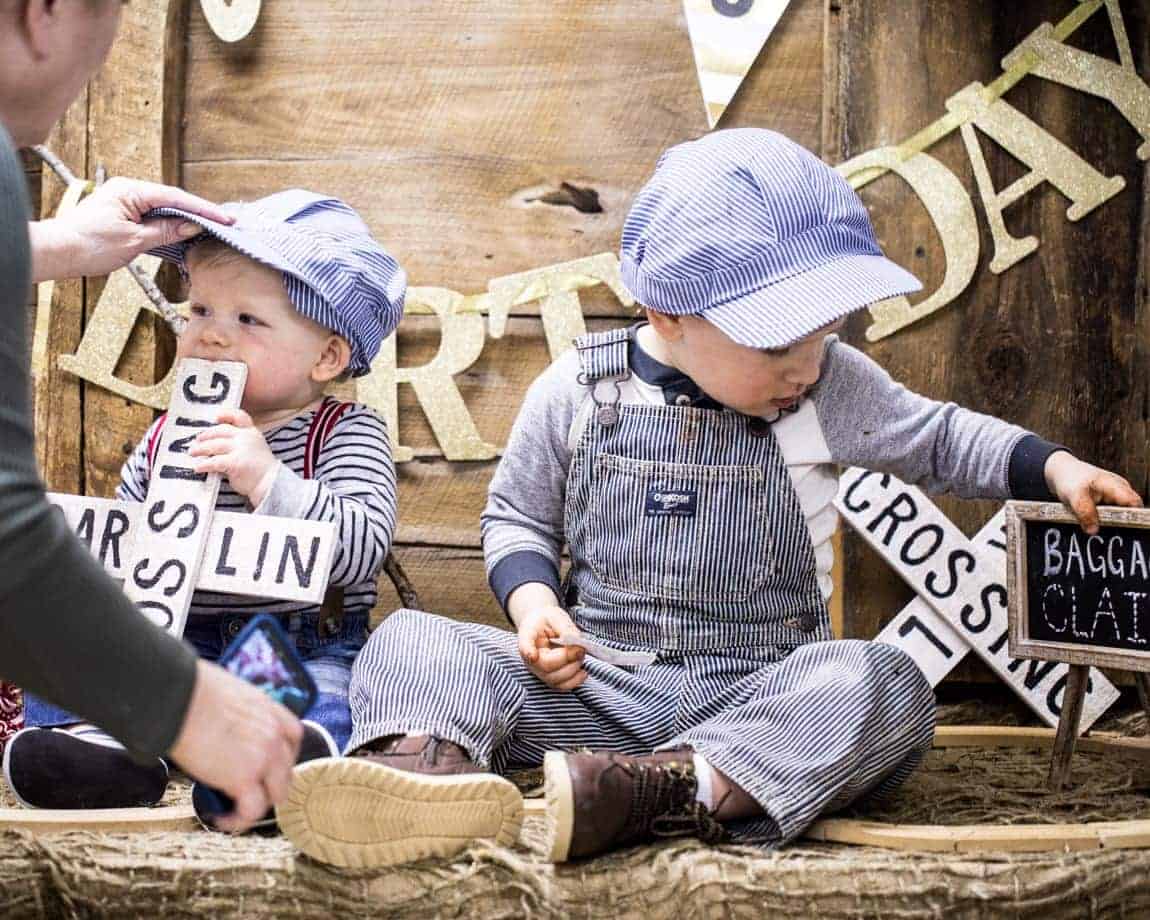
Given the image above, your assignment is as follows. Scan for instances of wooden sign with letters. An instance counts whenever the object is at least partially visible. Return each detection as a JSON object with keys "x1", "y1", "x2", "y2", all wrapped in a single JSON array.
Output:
[
  {"x1": 836, "y1": 469, "x2": 1120, "y2": 733},
  {"x1": 1005, "y1": 501, "x2": 1150, "y2": 787},
  {"x1": 47, "y1": 359, "x2": 336, "y2": 638}
]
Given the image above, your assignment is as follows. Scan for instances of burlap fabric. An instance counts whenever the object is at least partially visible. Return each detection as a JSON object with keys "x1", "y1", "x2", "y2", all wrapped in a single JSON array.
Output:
[{"x1": 1, "y1": 699, "x2": 1147, "y2": 919}]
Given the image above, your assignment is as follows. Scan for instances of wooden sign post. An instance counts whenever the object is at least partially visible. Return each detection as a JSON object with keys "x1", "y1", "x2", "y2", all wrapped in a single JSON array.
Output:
[
  {"x1": 0, "y1": 359, "x2": 337, "y2": 834},
  {"x1": 1006, "y1": 501, "x2": 1150, "y2": 790},
  {"x1": 836, "y1": 469, "x2": 1120, "y2": 732},
  {"x1": 48, "y1": 358, "x2": 337, "y2": 638}
]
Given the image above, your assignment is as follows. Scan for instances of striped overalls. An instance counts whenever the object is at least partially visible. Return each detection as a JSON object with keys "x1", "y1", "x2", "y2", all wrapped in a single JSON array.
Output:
[{"x1": 351, "y1": 329, "x2": 935, "y2": 844}]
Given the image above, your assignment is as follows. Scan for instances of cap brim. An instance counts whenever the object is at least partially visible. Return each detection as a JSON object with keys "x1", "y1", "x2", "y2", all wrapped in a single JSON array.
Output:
[
  {"x1": 145, "y1": 208, "x2": 304, "y2": 284},
  {"x1": 701, "y1": 254, "x2": 923, "y2": 349}
]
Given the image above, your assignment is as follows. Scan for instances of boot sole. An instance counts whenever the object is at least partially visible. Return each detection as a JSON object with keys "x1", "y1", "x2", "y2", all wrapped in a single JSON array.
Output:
[
  {"x1": 277, "y1": 758, "x2": 524, "y2": 868},
  {"x1": 3, "y1": 727, "x2": 168, "y2": 809},
  {"x1": 541, "y1": 750, "x2": 575, "y2": 862}
]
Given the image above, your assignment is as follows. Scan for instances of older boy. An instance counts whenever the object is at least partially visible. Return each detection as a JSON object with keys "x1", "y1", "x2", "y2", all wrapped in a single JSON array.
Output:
[
  {"x1": 6, "y1": 190, "x2": 405, "y2": 821},
  {"x1": 280, "y1": 130, "x2": 1140, "y2": 867}
]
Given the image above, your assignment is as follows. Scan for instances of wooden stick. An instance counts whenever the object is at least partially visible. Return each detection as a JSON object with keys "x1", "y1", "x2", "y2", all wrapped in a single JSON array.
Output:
[
  {"x1": 383, "y1": 552, "x2": 420, "y2": 610},
  {"x1": 31, "y1": 145, "x2": 83, "y2": 188},
  {"x1": 1135, "y1": 673, "x2": 1150, "y2": 737},
  {"x1": 1048, "y1": 664, "x2": 1090, "y2": 790},
  {"x1": 0, "y1": 804, "x2": 197, "y2": 835}
]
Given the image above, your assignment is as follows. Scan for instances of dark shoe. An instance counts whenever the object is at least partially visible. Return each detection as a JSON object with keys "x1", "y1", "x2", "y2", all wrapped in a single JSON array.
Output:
[
  {"x1": 352, "y1": 733, "x2": 482, "y2": 775},
  {"x1": 277, "y1": 734, "x2": 523, "y2": 868},
  {"x1": 193, "y1": 720, "x2": 339, "y2": 833},
  {"x1": 2, "y1": 726, "x2": 168, "y2": 809},
  {"x1": 542, "y1": 747, "x2": 729, "y2": 861}
]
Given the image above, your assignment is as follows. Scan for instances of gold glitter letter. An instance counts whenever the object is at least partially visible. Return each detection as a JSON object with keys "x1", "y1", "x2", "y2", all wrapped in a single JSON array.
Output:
[
  {"x1": 947, "y1": 82, "x2": 1126, "y2": 274},
  {"x1": 836, "y1": 149, "x2": 979, "y2": 342},
  {"x1": 56, "y1": 256, "x2": 178, "y2": 409},
  {"x1": 1003, "y1": 0, "x2": 1150, "y2": 160},
  {"x1": 487, "y1": 253, "x2": 634, "y2": 360},
  {"x1": 356, "y1": 287, "x2": 497, "y2": 463}
]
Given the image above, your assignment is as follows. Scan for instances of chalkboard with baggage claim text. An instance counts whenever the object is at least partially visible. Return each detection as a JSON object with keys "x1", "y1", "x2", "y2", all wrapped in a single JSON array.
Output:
[{"x1": 1007, "y1": 501, "x2": 1150, "y2": 673}]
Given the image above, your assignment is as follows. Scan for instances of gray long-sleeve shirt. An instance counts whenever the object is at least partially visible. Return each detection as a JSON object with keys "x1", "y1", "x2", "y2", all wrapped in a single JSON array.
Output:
[
  {"x1": 481, "y1": 326, "x2": 1062, "y2": 613},
  {"x1": 0, "y1": 124, "x2": 197, "y2": 757}
]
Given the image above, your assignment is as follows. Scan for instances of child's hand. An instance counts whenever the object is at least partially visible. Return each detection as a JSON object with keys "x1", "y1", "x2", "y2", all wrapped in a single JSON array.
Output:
[
  {"x1": 516, "y1": 605, "x2": 587, "y2": 691},
  {"x1": 1044, "y1": 451, "x2": 1143, "y2": 534},
  {"x1": 189, "y1": 409, "x2": 279, "y2": 505}
]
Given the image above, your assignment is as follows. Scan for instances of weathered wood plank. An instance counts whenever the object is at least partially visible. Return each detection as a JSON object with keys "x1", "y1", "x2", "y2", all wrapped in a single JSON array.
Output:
[
  {"x1": 33, "y1": 91, "x2": 87, "y2": 495},
  {"x1": 831, "y1": 1, "x2": 1150, "y2": 684},
  {"x1": 82, "y1": 4, "x2": 189, "y2": 498},
  {"x1": 375, "y1": 543, "x2": 511, "y2": 631},
  {"x1": 180, "y1": 0, "x2": 824, "y2": 294}
]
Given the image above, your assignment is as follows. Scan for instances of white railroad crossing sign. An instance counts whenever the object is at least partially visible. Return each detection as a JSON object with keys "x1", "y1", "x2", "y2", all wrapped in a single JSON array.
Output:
[
  {"x1": 48, "y1": 359, "x2": 336, "y2": 638},
  {"x1": 836, "y1": 467, "x2": 1120, "y2": 733}
]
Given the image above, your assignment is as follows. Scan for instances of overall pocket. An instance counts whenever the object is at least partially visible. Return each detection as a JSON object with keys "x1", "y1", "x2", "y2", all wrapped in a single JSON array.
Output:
[{"x1": 585, "y1": 453, "x2": 772, "y2": 603}]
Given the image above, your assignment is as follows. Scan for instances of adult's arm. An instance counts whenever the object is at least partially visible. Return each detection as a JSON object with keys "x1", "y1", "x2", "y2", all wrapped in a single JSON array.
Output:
[
  {"x1": 0, "y1": 126, "x2": 198, "y2": 757},
  {"x1": 28, "y1": 175, "x2": 233, "y2": 282}
]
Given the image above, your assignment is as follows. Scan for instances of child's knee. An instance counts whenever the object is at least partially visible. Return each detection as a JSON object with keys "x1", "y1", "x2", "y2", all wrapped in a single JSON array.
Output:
[{"x1": 352, "y1": 608, "x2": 473, "y2": 676}]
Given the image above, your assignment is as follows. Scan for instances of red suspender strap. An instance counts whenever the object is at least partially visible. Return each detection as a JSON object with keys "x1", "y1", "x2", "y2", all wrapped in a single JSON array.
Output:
[
  {"x1": 306, "y1": 397, "x2": 352, "y2": 633},
  {"x1": 304, "y1": 397, "x2": 352, "y2": 480},
  {"x1": 145, "y1": 413, "x2": 169, "y2": 476}
]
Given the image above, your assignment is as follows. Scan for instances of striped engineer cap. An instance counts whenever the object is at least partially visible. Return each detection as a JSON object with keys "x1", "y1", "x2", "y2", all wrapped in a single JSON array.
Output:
[
  {"x1": 620, "y1": 128, "x2": 922, "y2": 349},
  {"x1": 146, "y1": 189, "x2": 406, "y2": 376}
]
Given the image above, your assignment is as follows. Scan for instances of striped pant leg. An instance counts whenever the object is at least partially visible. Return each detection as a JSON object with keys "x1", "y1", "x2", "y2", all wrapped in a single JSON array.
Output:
[
  {"x1": 495, "y1": 656, "x2": 682, "y2": 773},
  {"x1": 349, "y1": 608, "x2": 682, "y2": 770},
  {"x1": 672, "y1": 639, "x2": 935, "y2": 845}
]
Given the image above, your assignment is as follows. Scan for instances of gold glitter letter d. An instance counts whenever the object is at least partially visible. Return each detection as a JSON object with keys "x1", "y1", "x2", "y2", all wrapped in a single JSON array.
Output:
[
  {"x1": 837, "y1": 149, "x2": 979, "y2": 342},
  {"x1": 56, "y1": 256, "x2": 178, "y2": 410}
]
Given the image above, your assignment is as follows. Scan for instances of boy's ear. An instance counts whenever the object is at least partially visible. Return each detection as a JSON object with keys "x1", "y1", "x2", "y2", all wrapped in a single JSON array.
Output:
[
  {"x1": 19, "y1": 1, "x2": 59, "y2": 59},
  {"x1": 312, "y1": 334, "x2": 352, "y2": 384},
  {"x1": 644, "y1": 307, "x2": 686, "y2": 342}
]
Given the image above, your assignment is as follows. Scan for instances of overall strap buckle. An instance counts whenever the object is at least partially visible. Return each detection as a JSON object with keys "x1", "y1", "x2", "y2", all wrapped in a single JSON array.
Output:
[{"x1": 573, "y1": 328, "x2": 632, "y2": 428}]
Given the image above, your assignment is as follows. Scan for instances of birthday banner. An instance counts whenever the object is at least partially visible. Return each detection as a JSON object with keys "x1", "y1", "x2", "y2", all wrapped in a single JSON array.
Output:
[
  {"x1": 31, "y1": 0, "x2": 1150, "y2": 466},
  {"x1": 684, "y1": 0, "x2": 794, "y2": 129}
]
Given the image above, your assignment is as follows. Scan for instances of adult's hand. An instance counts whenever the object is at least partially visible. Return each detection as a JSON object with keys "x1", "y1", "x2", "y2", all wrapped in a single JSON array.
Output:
[
  {"x1": 28, "y1": 176, "x2": 234, "y2": 283},
  {"x1": 168, "y1": 659, "x2": 303, "y2": 833}
]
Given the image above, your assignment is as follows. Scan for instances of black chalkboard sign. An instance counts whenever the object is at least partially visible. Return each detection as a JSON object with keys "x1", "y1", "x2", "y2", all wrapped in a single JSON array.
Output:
[{"x1": 1007, "y1": 501, "x2": 1150, "y2": 672}]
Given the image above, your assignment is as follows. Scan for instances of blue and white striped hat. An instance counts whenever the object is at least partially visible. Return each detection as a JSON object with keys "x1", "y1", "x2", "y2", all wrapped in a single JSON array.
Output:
[
  {"x1": 620, "y1": 129, "x2": 922, "y2": 349},
  {"x1": 146, "y1": 189, "x2": 406, "y2": 376}
]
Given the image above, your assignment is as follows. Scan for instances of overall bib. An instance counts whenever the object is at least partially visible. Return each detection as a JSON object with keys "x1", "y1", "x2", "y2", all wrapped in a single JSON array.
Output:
[{"x1": 350, "y1": 329, "x2": 934, "y2": 844}]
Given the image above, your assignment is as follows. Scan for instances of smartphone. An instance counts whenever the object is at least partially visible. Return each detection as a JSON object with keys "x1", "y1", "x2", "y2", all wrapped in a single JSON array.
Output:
[
  {"x1": 218, "y1": 614, "x2": 317, "y2": 717},
  {"x1": 193, "y1": 614, "x2": 316, "y2": 828}
]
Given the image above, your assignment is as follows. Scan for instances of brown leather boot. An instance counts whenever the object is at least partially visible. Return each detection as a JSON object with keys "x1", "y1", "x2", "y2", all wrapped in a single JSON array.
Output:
[
  {"x1": 278, "y1": 734, "x2": 523, "y2": 869},
  {"x1": 541, "y1": 747, "x2": 729, "y2": 861},
  {"x1": 352, "y1": 733, "x2": 482, "y2": 775}
]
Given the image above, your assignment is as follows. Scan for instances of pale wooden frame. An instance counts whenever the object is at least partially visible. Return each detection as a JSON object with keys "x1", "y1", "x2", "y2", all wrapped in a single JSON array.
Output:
[
  {"x1": 1006, "y1": 500, "x2": 1150, "y2": 672},
  {"x1": 4, "y1": 727, "x2": 1149, "y2": 848}
]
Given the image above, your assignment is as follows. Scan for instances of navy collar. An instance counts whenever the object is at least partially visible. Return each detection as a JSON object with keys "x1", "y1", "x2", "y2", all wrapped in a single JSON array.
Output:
[
  {"x1": 627, "y1": 324, "x2": 724, "y2": 410},
  {"x1": 625, "y1": 323, "x2": 804, "y2": 423}
]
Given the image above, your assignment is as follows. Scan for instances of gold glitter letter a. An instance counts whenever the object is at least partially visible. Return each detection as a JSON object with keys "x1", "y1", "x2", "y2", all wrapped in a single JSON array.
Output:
[
  {"x1": 945, "y1": 82, "x2": 1126, "y2": 275},
  {"x1": 1003, "y1": 0, "x2": 1150, "y2": 161}
]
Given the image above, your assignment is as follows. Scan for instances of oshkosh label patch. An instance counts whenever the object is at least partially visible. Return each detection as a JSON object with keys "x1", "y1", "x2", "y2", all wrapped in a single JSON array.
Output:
[{"x1": 645, "y1": 484, "x2": 698, "y2": 518}]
